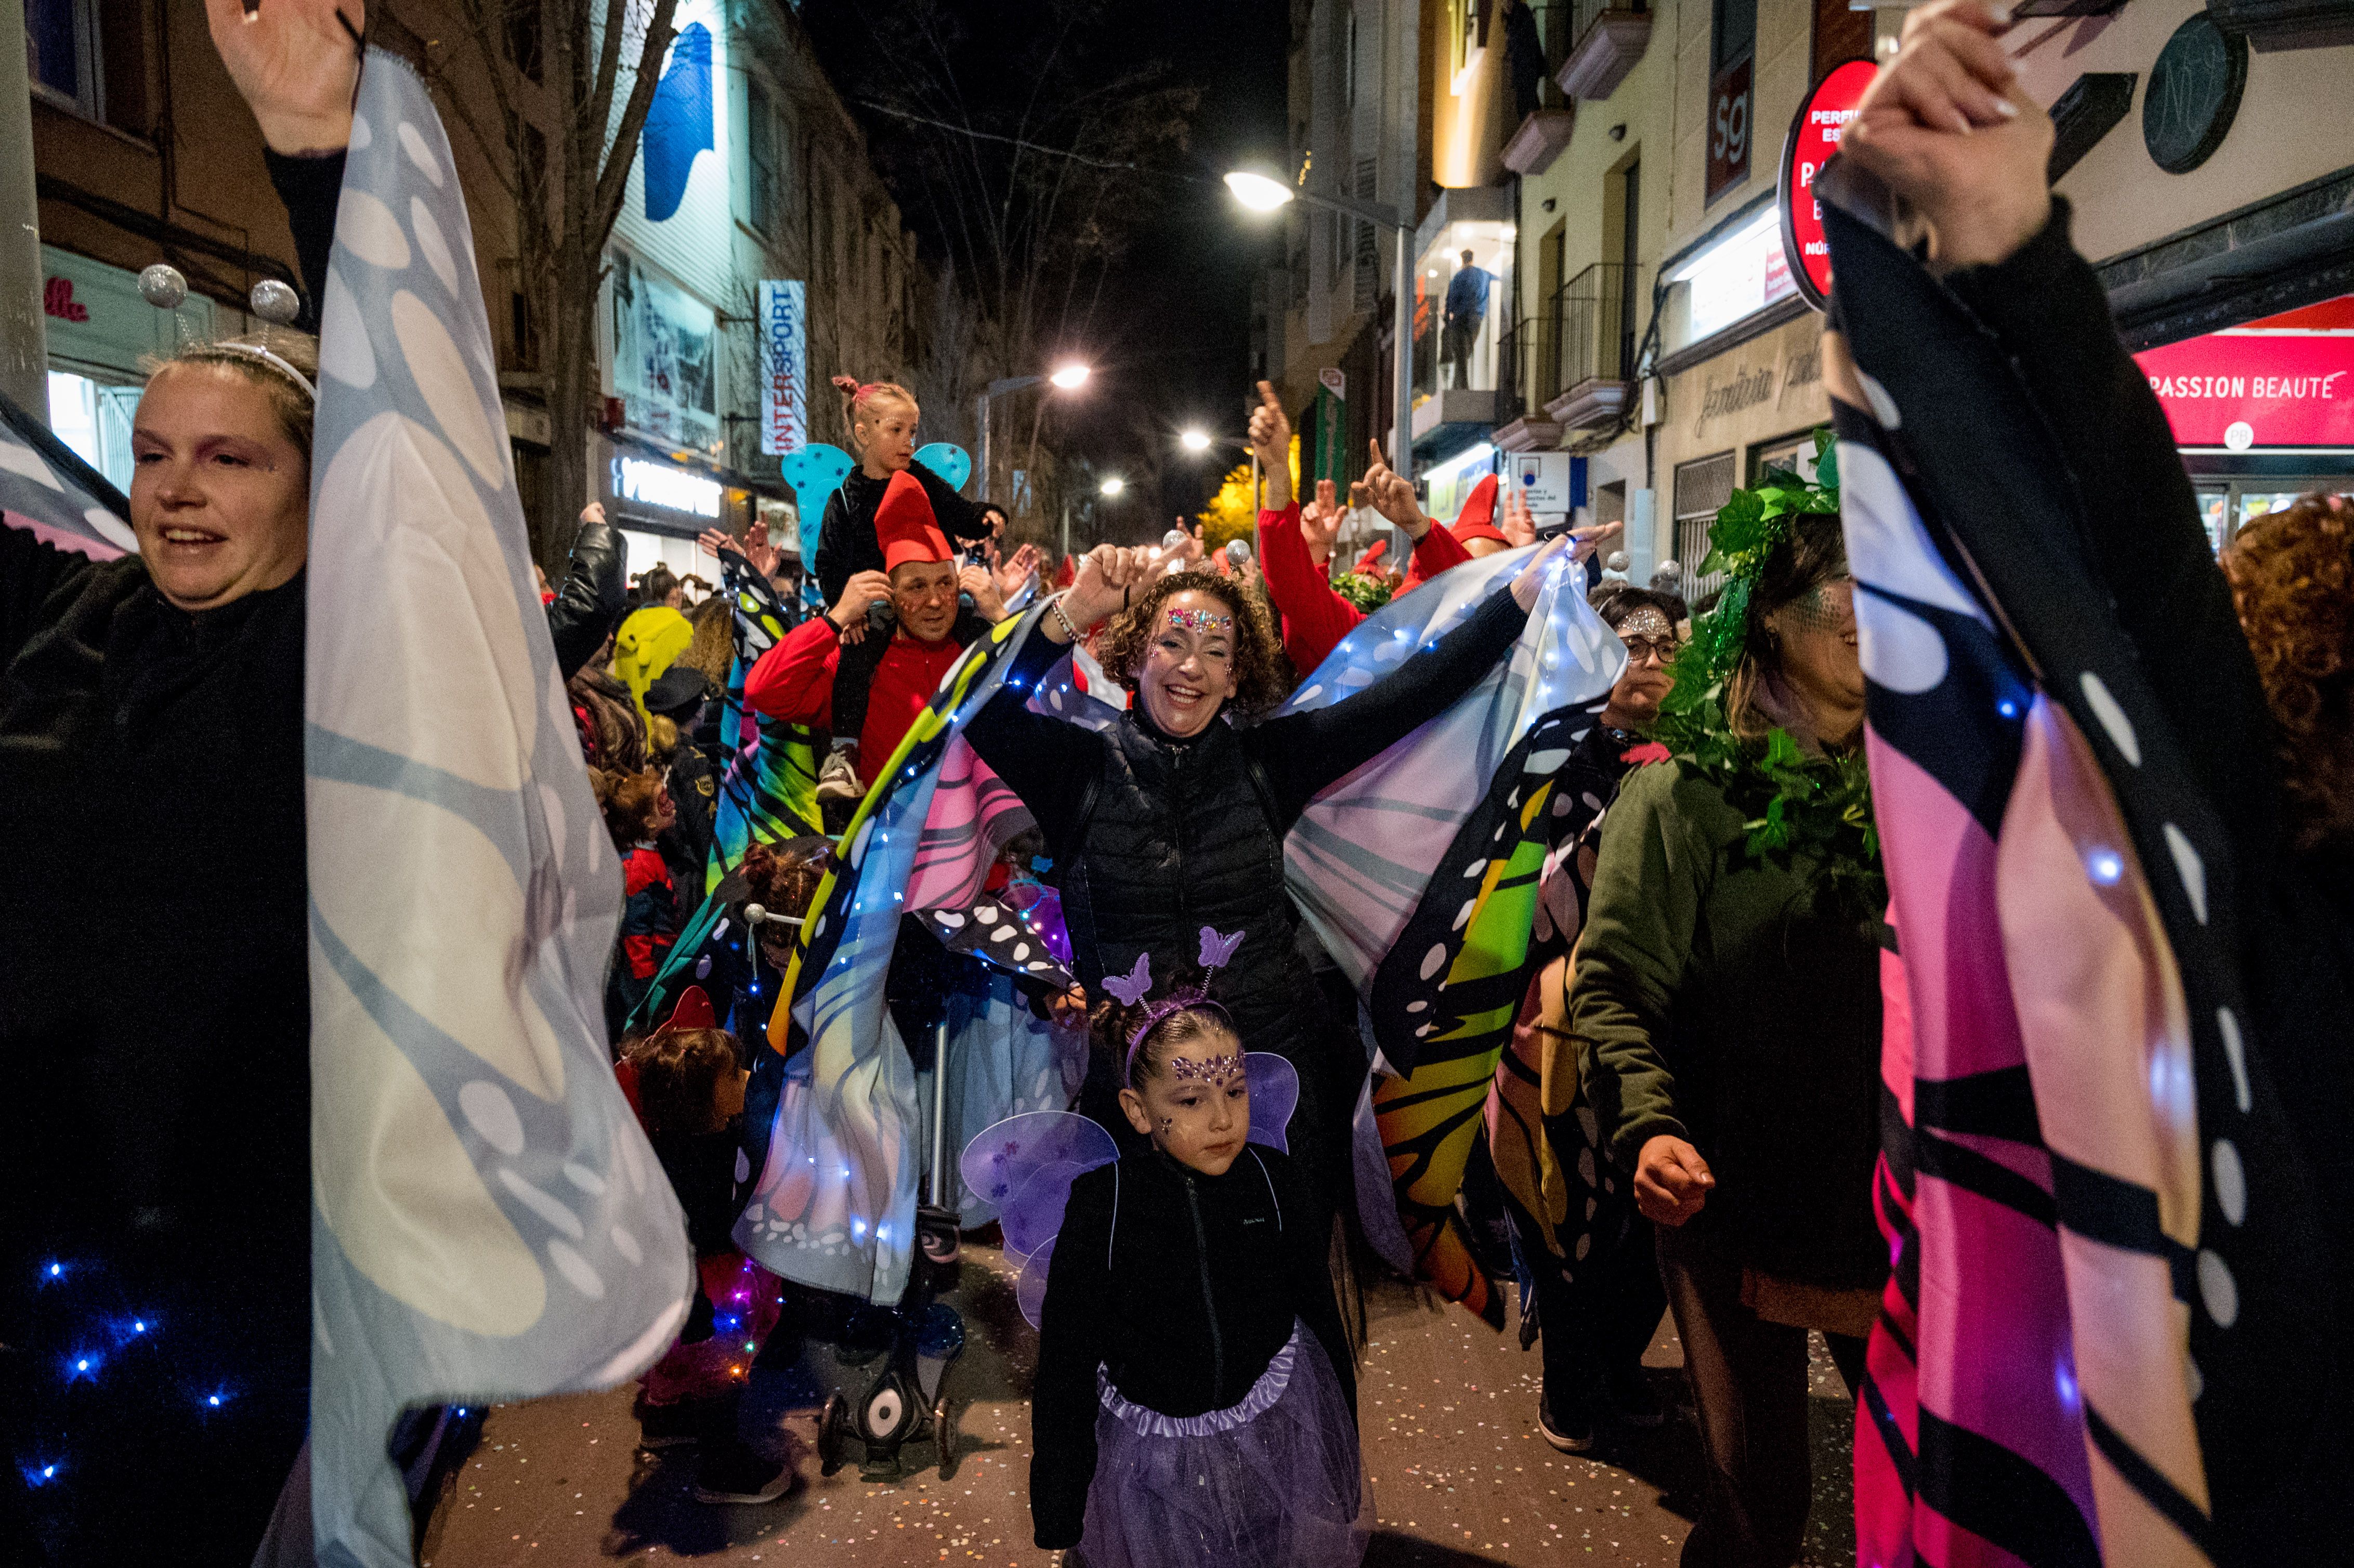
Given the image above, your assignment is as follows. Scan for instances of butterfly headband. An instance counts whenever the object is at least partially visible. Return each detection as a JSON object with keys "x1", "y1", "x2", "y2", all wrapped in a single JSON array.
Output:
[{"x1": 1102, "y1": 926, "x2": 1246, "y2": 1069}]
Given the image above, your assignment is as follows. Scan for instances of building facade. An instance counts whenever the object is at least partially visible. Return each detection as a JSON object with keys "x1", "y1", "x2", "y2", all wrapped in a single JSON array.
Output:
[{"x1": 21, "y1": 0, "x2": 943, "y2": 586}]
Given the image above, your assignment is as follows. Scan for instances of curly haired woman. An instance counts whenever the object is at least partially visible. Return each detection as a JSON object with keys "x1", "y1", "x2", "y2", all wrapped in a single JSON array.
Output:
[
  {"x1": 963, "y1": 496, "x2": 1567, "y2": 1221},
  {"x1": 2223, "y1": 494, "x2": 2354, "y2": 854}
]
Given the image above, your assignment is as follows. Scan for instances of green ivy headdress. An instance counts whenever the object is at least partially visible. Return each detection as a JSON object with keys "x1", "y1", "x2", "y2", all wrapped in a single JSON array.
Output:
[{"x1": 1651, "y1": 429, "x2": 1884, "y2": 908}]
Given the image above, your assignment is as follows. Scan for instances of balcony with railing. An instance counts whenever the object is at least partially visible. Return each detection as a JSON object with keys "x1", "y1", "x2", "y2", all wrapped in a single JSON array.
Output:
[
  {"x1": 1540, "y1": 262, "x2": 1634, "y2": 432},
  {"x1": 1554, "y1": 0, "x2": 1651, "y2": 103}
]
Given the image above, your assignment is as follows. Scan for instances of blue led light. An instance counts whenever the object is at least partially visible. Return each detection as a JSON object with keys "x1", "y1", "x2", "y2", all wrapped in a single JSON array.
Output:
[
  {"x1": 133, "y1": 1321, "x2": 145, "y2": 1333},
  {"x1": 2085, "y1": 847, "x2": 2124, "y2": 886},
  {"x1": 1997, "y1": 699, "x2": 2020, "y2": 719},
  {"x1": 44, "y1": 1262, "x2": 60, "y2": 1279}
]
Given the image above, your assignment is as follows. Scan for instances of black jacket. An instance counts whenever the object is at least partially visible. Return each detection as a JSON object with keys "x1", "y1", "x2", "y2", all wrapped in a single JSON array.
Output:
[
  {"x1": 812, "y1": 459, "x2": 993, "y2": 606},
  {"x1": 1030, "y1": 1145, "x2": 1353, "y2": 1549},
  {"x1": 547, "y1": 513, "x2": 626, "y2": 680}
]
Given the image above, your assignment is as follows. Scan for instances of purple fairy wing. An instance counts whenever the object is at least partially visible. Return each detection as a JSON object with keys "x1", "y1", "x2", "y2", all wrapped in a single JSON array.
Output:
[
  {"x1": 1197, "y1": 926, "x2": 1245, "y2": 970},
  {"x1": 1015, "y1": 1237, "x2": 1057, "y2": 1331},
  {"x1": 1245, "y1": 1052, "x2": 1300, "y2": 1153},
  {"x1": 958, "y1": 1111, "x2": 1118, "y2": 1265},
  {"x1": 1100, "y1": 951, "x2": 1153, "y2": 1008}
]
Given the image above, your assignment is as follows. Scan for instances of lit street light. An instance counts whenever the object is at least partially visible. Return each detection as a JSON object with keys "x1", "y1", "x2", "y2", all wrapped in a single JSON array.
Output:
[
  {"x1": 1180, "y1": 429, "x2": 1212, "y2": 453},
  {"x1": 1099, "y1": 476, "x2": 1126, "y2": 498},
  {"x1": 1225, "y1": 163, "x2": 1414, "y2": 488},
  {"x1": 1049, "y1": 362, "x2": 1092, "y2": 390},
  {"x1": 975, "y1": 360, "x2": 1093, "y2": 515},
  {"x1": 1222, "y1": 170, "x2": 1294, "y2": 213}
]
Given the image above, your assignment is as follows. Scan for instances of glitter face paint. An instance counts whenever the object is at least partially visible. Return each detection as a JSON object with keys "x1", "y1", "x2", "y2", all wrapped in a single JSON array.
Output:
[
  {"x1": 1162, "y1": 607, "x2": 1233, "y2": 634},
  {"x1": 1782, "y1": 575, "x2": 1854, "y2": 633},
  {"x1": 1166, "y1": 1051, "x2": 1246, "y2": 1088}
]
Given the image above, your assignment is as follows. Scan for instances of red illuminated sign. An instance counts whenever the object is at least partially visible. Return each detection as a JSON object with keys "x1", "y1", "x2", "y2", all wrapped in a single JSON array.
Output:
[
  {"x1": 2136, "y1": 297, "x2": 2354, "y2": 449},
  {"x1": 1778, "y1": 57, "x2": 1876, "y2": 312}
]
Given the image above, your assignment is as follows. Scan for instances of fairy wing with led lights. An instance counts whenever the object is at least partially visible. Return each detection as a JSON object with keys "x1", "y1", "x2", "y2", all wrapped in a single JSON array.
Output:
[
  {"x1": 1823, "y1": 190, "x2": 2333, "y2": 1567},
  {"x1": 302, "y1": 53, "x2": 691, "y2": 1566},
  {"x1": 1278, "y1": 545, "x2": 1623, "y2": 1328},
  {"x1": 705, "y1": 548, "x2": 821, "y2": 893}
]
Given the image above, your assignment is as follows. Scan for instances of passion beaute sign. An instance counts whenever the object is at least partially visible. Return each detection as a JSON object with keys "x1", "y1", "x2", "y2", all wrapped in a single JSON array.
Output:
[
  {"x1": 2135, "y1": 296, "x2": 2354, "y2": 449},
  {"x1": 1780, "y1": 58, "x2": 1877, "y2": 312}
]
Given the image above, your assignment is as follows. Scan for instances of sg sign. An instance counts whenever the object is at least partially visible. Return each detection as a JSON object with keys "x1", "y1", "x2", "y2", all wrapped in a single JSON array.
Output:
[{"x1": 1707, "y1": 56, "x2": 1753, "y2": 202}]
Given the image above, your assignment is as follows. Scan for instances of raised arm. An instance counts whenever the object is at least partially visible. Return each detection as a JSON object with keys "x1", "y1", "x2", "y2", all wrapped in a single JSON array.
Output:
[
  {"x1": 207, "y1": 0, "x2": 363, "y2": 324},
  {"x1": 1257, "y1": 488, "x2": 1365, "y2": 674},
  {"x1": 1841, "y1": 0, "x2": 2278, "y2": 856},
  {"x1": 960, "y1": 615, "x2": 1104, "y2": 851},
  {"x1": 547, "y1": 504, "x2": 627, "y2": 680},
  {"x1": 1250, "y1": 539, "x2": 1566, "y2": 820},
  {"x1": 741, "y1": 613, "x2": 845, "y2": 730}
]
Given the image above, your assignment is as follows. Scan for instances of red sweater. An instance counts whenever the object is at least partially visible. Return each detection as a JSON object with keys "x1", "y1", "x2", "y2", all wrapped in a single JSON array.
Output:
[
  {"x1": 1254, "y1": 502, "x2": 1474, "y2": 674},
  {"x1": 743, "y1": 615, "x2": 969, "y2": 774}
]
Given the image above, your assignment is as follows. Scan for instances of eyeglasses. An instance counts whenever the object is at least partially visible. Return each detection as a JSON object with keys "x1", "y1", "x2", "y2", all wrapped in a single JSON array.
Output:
[{"x1": 1621, "y1": 636, "x2": 1678, "y2": 665}]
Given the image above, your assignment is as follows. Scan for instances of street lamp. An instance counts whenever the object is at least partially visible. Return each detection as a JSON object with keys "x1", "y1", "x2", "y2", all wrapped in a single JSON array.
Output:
[
  {"x1": 1224, "y1": 164, "x2": 1416, "y2": 489},
  {"x1": 1099, "y1": 476, "x2": 1126, "y2": 498},
  {"x1": 1179, "y1": 428, "x2": 1212, "y2": 453},
  {"x1": 975, "y1": 361, "x2": 1092, "y2": 508}
]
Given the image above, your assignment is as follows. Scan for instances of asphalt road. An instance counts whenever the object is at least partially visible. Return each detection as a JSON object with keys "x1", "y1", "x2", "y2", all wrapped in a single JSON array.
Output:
[{"x1": 422, "y1": 1242, "x2": 1856, "y2": 1566}]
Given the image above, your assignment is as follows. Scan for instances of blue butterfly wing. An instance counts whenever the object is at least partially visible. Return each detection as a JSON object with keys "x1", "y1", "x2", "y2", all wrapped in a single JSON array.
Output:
[
  {"x1": 777, "y1": 445, "x2": 855, "y2": 562},
  {"x1": 1245, "y1": 1052, "x2": 1300, "y2": 1154},
  {"x1": 915, "y1": 442, "x2": 972, "y2": 493}
]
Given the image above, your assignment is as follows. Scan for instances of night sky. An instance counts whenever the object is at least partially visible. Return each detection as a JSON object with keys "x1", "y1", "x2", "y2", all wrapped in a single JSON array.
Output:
[{"x1": 801, "y1": 0, "x2": 1289, "y2": 537}]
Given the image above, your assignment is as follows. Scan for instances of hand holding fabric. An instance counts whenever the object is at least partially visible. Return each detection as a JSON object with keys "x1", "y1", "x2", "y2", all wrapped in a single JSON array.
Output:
[
  {"x1": 1509, "y1": 535, "x2": 1571, "y2": 612},
  {"x1": 204, "y1": 0, "x2": 363, "y2": 153},
  {"x1": 1841, "y1": 0, "x2": 2054, "y2": 272}
]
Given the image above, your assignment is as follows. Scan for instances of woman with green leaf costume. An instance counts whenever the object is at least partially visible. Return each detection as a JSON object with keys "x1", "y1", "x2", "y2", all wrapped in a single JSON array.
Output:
[{"x1": 1571, "y1": 431, "x2": 1887, "y2": 1568}]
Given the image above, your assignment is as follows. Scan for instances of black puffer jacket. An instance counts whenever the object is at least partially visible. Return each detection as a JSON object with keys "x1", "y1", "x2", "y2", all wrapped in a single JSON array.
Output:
[
  {"x1": 965, "y1": 589, "x2": 1531, "y2": 1204},
  {"x1": 1030, "y1": 1145, "x2": 1352, "y2": 1549}
]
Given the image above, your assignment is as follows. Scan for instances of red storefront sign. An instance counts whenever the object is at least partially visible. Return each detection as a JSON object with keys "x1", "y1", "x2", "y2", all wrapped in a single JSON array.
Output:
[
  {"x1": 1779, "y1": 58, "x2": 1876, "y2": 311},
  {"x1": 2135, "y1": 296, "x2": 2354, "y2": 449}
]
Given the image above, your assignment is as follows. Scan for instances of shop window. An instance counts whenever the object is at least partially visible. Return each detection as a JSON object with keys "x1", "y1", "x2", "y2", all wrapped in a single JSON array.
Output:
[
  {"x1": 1671, "y1": 450, "x2": 1737, "y2": 604},
  {"x1": 1747, "y1": 429, "x2": 1822, "y2": 486},
  {"x1": 47, "y1": 370, "x2": 139, "y2": 493}
]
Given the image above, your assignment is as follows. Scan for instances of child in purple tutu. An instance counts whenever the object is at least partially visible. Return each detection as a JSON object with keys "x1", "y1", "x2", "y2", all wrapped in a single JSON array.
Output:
[{"x1": 1026, "y1": 942, "x2": 1368, "y2": 1568}]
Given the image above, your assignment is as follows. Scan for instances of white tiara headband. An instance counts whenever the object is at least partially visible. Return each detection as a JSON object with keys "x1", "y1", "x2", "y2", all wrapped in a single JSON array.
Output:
[{"x1": 197, "y1": 341, "x2": 319, "y2": 403}]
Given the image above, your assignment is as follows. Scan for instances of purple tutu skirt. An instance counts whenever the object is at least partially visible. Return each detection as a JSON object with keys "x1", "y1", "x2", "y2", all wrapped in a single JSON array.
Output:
[{"x1": 1077, "y1": 1322, "x2": 1368, "y2": 1568}]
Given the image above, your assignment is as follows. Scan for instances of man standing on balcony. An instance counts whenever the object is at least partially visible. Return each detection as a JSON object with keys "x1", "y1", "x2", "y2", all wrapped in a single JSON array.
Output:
[{"x1": 1444, "y1": 249, "x2": 1495, "y2": 389}]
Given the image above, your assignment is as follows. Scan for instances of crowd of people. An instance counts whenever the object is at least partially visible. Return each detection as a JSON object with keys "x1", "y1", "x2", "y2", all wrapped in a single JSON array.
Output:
[{"x1": 5, "y1": 1, "x2": 2350, "y2": 1564}]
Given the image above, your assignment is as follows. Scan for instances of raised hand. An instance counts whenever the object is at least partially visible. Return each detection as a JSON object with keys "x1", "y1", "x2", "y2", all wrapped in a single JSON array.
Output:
[
  {"x1": 1500, "y1": 486, "x2": 1538, "y2": 548},
  {"x1": 959, "y1": 562, "x2": 1008, "y2": 622},
  {"x1": 204, "y1": 0, "x2": 363, "y2": 153},
  {"x1": 1361, "y1": 439, "x2": 1428, "y2": 537},
  {"x1": 1841, "y1": 0, "x2": 2053, "y2": 272},
  {"x1": 1508, "y1": 535, "x2": 1571, "y2": 613},
  {"x1": 1247, "y1": 382, "x2": 1293, "y2": 512},
  {"x1": 1060, "y1": 544, "x2": 1153, "y2": 639},
  {"x1": 1565, "y1": 517, "x2": 1624, "y2": 564},
  {"x1": 1299, "y1": 477, "x2": 1343, "y2": 565},
  {"x1": 996, "y1": 542, "x2": 1041, "y2": 603}
]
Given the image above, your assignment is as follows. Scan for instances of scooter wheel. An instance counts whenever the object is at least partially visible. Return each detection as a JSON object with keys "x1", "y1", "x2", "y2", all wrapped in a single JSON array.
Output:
[
  {"x1": 817, "y1": 1392, "x2": 849, "y2": 1478},
  {"x1": 934, "y1": 1397, "x2": 960, "y2": 1480}
]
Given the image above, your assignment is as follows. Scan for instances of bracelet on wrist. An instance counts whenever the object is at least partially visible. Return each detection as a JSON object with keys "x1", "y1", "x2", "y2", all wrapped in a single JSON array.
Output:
[{"x1": 1048, "y1": 593, "x2": 1083, "y2": 643}]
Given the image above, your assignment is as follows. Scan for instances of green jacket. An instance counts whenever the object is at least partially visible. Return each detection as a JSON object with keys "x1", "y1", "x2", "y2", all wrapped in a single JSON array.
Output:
[{"x1": 1571, "y1": 757, "x2": 1886, "y2": 1291}]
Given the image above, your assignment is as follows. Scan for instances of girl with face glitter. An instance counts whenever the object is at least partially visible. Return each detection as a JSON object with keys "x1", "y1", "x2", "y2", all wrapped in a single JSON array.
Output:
[{"x1": 1024, "y1": 943, "x2": 1367, "y2": 1568}]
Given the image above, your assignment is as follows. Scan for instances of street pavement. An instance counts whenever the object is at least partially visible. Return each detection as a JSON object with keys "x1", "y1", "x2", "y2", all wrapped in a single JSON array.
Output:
[{"x1": 423, "y1": 1242, "x2": 1856, "y2": 1566}]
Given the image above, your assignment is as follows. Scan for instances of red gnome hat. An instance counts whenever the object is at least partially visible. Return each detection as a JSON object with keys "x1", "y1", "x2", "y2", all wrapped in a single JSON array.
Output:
[
  {"x1": 1352, "y1": 538, "x2": 1391, "y2": 576},
  {"x1": 1448, "y1": 474, "x2": 1508, "y2": 548},
  {"x1": 875, "y1": 469, "x2": 952, "y2": 572},
  {"x1": 655, "y1": 984, "x2": 716, "y2": 1036}
]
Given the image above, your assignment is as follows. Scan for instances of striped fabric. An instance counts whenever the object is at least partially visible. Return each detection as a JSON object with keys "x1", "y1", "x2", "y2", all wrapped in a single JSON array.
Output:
[{"x1": 703, "y1": 548, "x2": 820, "y2": 894}]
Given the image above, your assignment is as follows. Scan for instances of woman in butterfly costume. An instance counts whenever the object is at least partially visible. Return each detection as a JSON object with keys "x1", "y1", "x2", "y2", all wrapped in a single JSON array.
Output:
[
  {"x1": 963, "y1": 399, "x2": 1571, "y2": 1220},
  {"x1": 961, "y1": 930, "x2": 1365, "y2": 1568}
]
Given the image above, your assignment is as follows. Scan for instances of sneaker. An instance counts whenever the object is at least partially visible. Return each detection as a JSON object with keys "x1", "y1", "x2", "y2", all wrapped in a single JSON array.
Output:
[
  {"x1": 1537, "y1": 1388, "x2": 1597, "y2": 1454},
  {"x1": 692, "y1": 1440, "x2": 796, "y2": 1505},
  {"x1": 1606, "y1": 1365, "x2": 1668, "y2": 1429},
  {"x1": 816, "y1": 747, "x2": 865, "y2": 803}
]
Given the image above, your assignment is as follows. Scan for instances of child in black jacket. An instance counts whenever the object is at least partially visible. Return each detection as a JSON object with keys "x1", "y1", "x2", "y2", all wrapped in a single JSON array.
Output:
[
  {"x1": 811, "y1": 376, "x2": 994, "y2": 798},
  {"x1": 1029, "y1": 991, "x2": 1367, "y2": 1567}
]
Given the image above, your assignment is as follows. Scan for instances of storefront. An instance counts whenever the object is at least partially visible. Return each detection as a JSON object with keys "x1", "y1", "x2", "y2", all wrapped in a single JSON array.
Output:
[
  {"x1": 1650, "y1": 195, "x2": 1829, "y2": 604},
  {"x1": 37, "y1": 244, "x2": 219, "y2": 492},
  {"x1": 594, "y1": 433, "x2": 755, "y2": 588},
  {"x1": 2137, "y1": 294, "x2": 2354, "y2": 547}
]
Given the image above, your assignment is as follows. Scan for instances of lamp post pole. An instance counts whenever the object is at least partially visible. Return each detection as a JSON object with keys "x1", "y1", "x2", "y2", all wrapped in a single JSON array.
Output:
[
  {"x1": 974, "y1": 374, "x2": 1044, "y2": 503},
  {"x1": 1270, "y1": 187, "x2": 1415, "y2": 488}
]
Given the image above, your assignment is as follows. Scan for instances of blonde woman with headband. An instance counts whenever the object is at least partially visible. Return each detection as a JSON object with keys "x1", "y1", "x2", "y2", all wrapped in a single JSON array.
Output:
[{"x1": 2, "y1": 1, "x2": 374, "y2": 1560}]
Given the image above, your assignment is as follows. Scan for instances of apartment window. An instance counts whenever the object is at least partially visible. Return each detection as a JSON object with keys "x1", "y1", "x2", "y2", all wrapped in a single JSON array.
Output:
[
  {"x1": 1672, "y1": 451, "x2": 1737, "y2": 603},
  {"x1": 25, "y1": 0, "x2": 101, "y2": 117},
  {"x1": 747, "y1": 80, "x2": 780, "y2": 236},
  {"x1": 1711, "y1": 0, "x2": 1756, "y2": 74},
  {"x1": 1706, "y1": 0, "x2": 1756, "y2": 199}
]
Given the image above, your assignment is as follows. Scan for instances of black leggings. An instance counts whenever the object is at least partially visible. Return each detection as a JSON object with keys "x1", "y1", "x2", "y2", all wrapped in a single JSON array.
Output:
[{"x1": 1657, "y1": 1223, "x2": 1867, "y2": 1568}]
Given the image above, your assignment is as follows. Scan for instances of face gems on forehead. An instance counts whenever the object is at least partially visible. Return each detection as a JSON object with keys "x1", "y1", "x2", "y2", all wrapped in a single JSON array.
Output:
[
  {"x1": 1163, "y1": 607, "x2": 1233, "y2": 635},
  {"x1": 1615, "y1": 606, "x2": 1675, "y2": 645},
  {"x1": 1167, "y1": 1052, "x2": 1245, "y2": 1087}
]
